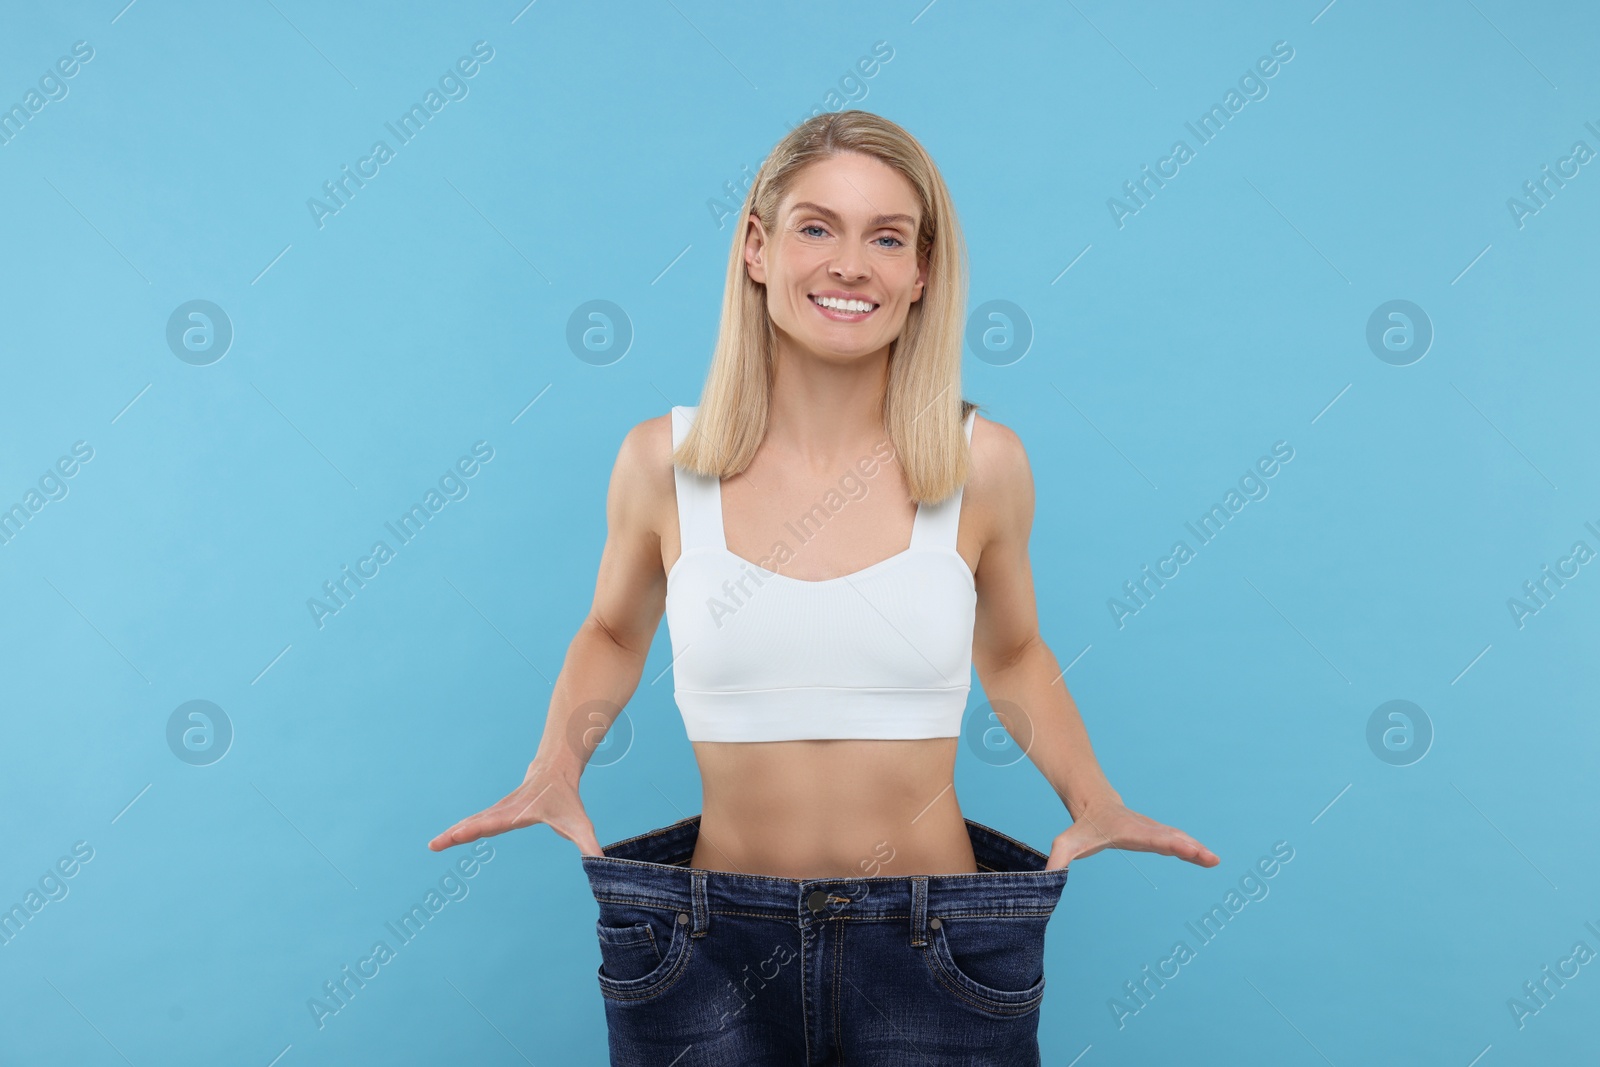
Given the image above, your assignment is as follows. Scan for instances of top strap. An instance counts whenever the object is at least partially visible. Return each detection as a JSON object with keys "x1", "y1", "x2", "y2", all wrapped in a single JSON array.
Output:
[
  {"x1": 671, "y1": 406, "x2": 726, "y2": 551},
  {"x1": 908, "y1": 407, "x2": 976, "y2": 551}
]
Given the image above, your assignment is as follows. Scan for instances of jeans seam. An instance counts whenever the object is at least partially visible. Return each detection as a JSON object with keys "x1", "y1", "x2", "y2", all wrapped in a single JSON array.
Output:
[
  {"x1": 596, "y1": 924, "x2": 657, "y2": 951},
  {"x1": 800, "y1": 926, "x2": 813, "y2": 1064},
  {"x1": 597, "y1": 902, "x2": 1056, "y2": 920},
  {"x1": 592, "y1": 894, "x2": 689, "y2": 912},
  {"x1": 834, "y1": 921, "x2": 844, "y2": 1058},
  {"x1": 826, "y1": 910, "x2": 1056, "y2": 921}
]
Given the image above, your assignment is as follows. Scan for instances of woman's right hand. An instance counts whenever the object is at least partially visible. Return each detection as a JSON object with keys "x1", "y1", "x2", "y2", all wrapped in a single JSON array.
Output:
[{"x1": 428, "y1": 760, "x2": 604, "y2": 856}]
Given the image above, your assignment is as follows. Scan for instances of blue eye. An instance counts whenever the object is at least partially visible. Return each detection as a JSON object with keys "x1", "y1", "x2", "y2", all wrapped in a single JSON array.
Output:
[{"x1": 798, "y1": 224, "x2": 904, "y2": 247}]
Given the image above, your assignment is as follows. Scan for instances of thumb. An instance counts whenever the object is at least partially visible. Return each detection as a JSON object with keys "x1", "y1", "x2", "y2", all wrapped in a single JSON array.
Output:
[
  {"x1": 553, "y1": 812, "x2": 605, "y2": 858},
  {"x1": 1044, "y1": 823, "x2": 1095, "y2": 871}
]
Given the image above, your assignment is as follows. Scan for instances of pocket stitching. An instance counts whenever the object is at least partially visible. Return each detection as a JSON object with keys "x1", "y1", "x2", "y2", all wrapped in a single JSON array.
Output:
[
  {"x1": 595, "y1": 918, "x2": 694, "y2": 1002},
  {"x1": 922, "y1": 922, "x2": 1046, "y2": 1016},
  {"x1": 596, "y1": 920, "x2": 658, "y2": 954}
]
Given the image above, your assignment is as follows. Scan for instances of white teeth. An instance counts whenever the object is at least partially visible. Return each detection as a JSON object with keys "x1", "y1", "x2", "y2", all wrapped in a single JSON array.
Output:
[{"x1": 812, "y1": 295, "x2": 876, "y2": 313}]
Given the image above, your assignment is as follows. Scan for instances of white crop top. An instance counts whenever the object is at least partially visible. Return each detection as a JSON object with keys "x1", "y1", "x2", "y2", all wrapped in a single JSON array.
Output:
[{"x1": 664, "y1": 404, "x2": 978, "y2": 742}]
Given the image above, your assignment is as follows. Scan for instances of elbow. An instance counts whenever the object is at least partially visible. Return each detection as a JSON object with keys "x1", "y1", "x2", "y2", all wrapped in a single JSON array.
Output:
[{"x1": 584, "y1": 612, "x2": 649, "y2": 661}]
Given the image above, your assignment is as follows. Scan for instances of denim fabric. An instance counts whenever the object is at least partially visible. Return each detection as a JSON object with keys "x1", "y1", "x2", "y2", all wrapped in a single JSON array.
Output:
[{"x1": 580, "y1": 814, "x2": 1070, "y2": 1066}]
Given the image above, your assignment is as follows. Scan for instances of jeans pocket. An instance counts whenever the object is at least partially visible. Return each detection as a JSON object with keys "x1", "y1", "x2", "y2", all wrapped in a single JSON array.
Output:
[
  {"x1": 593, "y1": 900, "x2": 694, "y2": 1002},
  {"x1": 923, "y1": 914, "x2": 1049, "y2": 1016},
  {"x1": 596, "y1": 921, "x2": 661, "y2": 982}
]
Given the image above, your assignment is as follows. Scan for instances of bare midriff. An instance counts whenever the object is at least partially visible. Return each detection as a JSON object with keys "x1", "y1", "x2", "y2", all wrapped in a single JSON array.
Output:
[{"x1": 687, "y1": 737, "x2": 980, "y2": 878}]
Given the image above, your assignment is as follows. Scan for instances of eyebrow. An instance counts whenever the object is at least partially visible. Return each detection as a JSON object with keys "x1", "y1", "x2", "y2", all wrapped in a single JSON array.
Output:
[{"x1": 787, "y1": 201, "x2": 917, "y2": 229}]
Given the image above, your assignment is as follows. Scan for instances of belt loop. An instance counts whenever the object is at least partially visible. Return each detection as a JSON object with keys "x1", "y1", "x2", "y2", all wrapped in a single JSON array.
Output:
[
  {"x1": 690, "y1": 869, "x2": 709, "y2": 937},
  {"x1": 909, "y1": 876, "x2": 929, "y2": 947}
]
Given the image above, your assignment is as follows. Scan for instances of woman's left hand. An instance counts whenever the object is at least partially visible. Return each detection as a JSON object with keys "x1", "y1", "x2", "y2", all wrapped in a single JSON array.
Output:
[{"x1": 1044, "y1": 800, "x2": 1220, "y2": 871}]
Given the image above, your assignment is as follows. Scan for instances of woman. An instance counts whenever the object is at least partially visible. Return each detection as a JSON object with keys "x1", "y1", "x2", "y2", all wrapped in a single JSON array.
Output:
[{"x1": 430, "y1": 110, "x2": 1218, "y2": 1064}]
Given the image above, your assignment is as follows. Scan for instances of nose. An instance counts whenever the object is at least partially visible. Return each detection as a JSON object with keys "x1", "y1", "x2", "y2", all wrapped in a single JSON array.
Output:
[{"x1": 829, "y1": 248, "x2": 868, "y2": 281}]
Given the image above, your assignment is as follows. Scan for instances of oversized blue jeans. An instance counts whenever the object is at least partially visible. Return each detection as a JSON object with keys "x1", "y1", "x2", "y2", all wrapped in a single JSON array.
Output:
[{"x1": 580, "y1": 814, "x2": 1070, "y2": 1065}]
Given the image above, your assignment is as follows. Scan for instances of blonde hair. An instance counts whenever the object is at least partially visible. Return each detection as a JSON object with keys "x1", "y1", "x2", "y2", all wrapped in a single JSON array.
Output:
[{"x1": 673, "y1": 109, "x2": 977, "y2": 504}]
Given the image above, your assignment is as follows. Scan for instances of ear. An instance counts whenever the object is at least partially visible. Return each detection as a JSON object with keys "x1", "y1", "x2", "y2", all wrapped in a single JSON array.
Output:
[
  {"x1": 744, "y1": 214, "x2": 769, "y2": 285},
  {"x1": 909, "y1": 255, "x2": 928, "y2": 303}
]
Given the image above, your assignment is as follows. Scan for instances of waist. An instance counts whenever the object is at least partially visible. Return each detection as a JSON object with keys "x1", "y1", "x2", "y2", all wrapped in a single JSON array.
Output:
[
  {"x1": 582, "y1": 814, "x2": 1068, "y2": 917},
  {"x1": 689, "y1": 736, "x2": 966, "y2": 876},
  {"x1": 698, "y1": 804, "x2": 978, "y2": 876}
]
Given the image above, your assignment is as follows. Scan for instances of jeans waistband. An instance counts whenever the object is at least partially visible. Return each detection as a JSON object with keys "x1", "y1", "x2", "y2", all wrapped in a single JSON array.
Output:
[{"x1": 580, "y1": 814, "x2": 1069, "y2": 923}]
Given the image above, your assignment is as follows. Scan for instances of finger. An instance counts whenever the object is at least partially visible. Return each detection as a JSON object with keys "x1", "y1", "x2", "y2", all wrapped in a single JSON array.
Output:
[
  {"x1": 548, "y1": 814, "x2": 605, "y2": 857},
  {"x1": 428, "y1": 810, "x2": 506, "y2": 851},
  {"x1": 1044, "y1": 825, "x2": 1092, "y2": 870},
  {"x1": 1173, "y1": 834, "x2": 1220, "y2": 867},
  {"x1": 430, "y1": 780, "x2": 560, "y2": 852},
  {"x1": 1130, "y1": 827, "x2": 1219, "y2": 867},
  {"x1": 428, "y1": 817, "x2": 477, "y2": 851},
  {"x1": 428, "y1": 821, "x2": 480, "y2": 851},
  {"x1": 571, "y1": 824, "x2": 605, "y2": 857},
  {"x1": 1142, "y1": 824, "x2": 1218, "y2": 866}
]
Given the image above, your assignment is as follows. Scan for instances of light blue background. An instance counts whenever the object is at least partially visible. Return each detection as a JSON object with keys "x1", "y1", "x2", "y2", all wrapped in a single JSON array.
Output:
[{"x1": 2, "y1": 1, "x2": 1596, "y2": 1064}]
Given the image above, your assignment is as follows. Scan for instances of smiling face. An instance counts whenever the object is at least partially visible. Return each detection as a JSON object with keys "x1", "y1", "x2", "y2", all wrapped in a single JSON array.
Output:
[{"x1": 744, "y1": 150, "x2": 927, "y2": 367}]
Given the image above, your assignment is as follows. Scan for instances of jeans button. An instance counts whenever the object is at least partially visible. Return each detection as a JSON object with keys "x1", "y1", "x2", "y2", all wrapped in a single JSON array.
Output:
[
  {"x1": 677, "y1": 912, "x2": 689, "y2": 924},
  {"x1": 806, "y1": 890, "x2": 828, "y2": 913}
]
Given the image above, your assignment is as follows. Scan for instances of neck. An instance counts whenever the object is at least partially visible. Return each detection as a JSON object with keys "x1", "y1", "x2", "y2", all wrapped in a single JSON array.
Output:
[{"x1": 765, "y1": 335, "x2": 893, "y2": 468}]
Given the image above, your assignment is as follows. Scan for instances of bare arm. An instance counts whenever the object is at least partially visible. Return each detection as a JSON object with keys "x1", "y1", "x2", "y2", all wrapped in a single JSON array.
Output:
[
  {"x1": 428, "y1": 415, "x2": 675, "y2": 853},
  {"x1": 968, "y1": 416, "x2": 1219, "y2": 871}
]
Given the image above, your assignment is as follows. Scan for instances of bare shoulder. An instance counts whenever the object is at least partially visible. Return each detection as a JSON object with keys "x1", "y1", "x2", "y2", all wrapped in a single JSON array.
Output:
[
  {"x1": 965, "y1": 412, "x2": 1034, "y2": 543},
  {"x1": 615, "y1": 411, "x2": 675, "y2": 480},
  {"x1": 610, "y1": 412, "x2": 677, "y2": 544}
]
